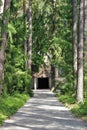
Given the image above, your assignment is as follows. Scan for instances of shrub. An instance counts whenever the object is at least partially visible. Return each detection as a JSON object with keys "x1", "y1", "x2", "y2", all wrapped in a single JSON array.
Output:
[{"x1": 0, "y1": 94, "x2": 29, "y2": 126}]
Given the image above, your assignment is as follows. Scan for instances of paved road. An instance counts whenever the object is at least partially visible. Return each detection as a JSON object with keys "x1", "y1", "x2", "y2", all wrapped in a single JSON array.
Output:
[{"x1": 0, "y1": 90, "x2": 87, "y2": 130}]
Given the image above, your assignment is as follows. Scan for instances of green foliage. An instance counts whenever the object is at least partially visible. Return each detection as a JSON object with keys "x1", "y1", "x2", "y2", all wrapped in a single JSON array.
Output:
[
  {"x1": 3, "y1": 43, "x2": 32, "y2": 95},
  {"x1": 32, "y1": 0, "x2": 73, "y2": 78},
  {"x1": 84, "y1": 76, "x2": 87, "y2": 97},
  {"x1": 3, "y1": 68, "x2": 32, "y2": 95},
  {"x1": 8, "y1": 23, "x2": 17, "y2": 43},
  {"x1": 55, "y1": 74, "x2": 76, "y2": 105},
  {"x1": 57, "y1": 92, "x2": 87, "y2": 117},
  {"x1": 56, "y1": 74, "x2": 74, "y2": 94},
  {"x1": 56, "y1": 75, "x2": 87, "y2": 118},
  {"x1": 0, "y1": 0, "x2": 86, "y2": 107},
  {"x1": 58, "y1": 94, "x2": 75, "y2": 104},
  {"x1": 48, "y1": 37, "x2": 62, "y2": 65},
  {"x1": 71, "y1": 101, "x2": 87, "y2": 116},
  {"x1": 0, "y1": 94, "x2": 29, "y2": 125},
  {"x1": 1, "y1": 0, "x2": 33, "y2": 96},
  {"x1": 32, "y1": 0, "x2": 52, "y2": 68}
]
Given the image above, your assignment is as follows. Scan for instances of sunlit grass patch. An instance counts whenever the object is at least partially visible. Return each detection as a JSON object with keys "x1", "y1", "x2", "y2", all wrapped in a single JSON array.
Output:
[
  {"x1": 0, "y1": 94, "x2": 29, "y2": 126},
  {"x1": 71, "y1": 100, "x2": 87, "y2": 117},
  {"x1": 56, "y1": 92, "x2": 87, "y2": 122},
  {"x1": 57, "y1": 93, "x2": 75, "y2": 104},
  {"x1": 0, "y1": 114, "x2": 7, "y2": 125}
]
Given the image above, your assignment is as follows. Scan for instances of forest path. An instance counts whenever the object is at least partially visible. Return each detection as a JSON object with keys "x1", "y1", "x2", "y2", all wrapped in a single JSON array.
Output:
[{"x1": 0, "y1": 90, "x2": 87, "y2": 130}]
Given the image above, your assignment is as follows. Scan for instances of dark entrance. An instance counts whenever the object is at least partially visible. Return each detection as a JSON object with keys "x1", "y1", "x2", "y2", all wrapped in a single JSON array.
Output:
[{"x1": 38, "y1": 78, "x2": 49, "y2": 89}]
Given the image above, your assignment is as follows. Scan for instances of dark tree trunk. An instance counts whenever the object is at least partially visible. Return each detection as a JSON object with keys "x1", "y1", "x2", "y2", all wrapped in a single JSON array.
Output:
[
  {"x1": 51, "y1": 0, "x2": 58, "y2": 89},
  {"x1": 0, "y1": 0, "x2": 11, "y2": 95}
]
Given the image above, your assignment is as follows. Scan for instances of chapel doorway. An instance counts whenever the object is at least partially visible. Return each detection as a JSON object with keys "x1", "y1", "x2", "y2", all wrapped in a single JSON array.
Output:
[{"x1": 37, "y1": 77, "x2": 49, "y2": 89}]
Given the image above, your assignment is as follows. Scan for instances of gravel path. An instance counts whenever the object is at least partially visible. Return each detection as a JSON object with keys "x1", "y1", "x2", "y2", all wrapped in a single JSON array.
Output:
[{"x1": 0, "y1": 90, "x2": 87, "y2": 130}]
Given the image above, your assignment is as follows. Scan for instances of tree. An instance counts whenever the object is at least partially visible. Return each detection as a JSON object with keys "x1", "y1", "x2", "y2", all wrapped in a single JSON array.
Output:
[
  {"x1": 3, "y1": 0, "x2": 32, "y2": 95},
  {"x1": 28, "y1": 0, "x2": 32, "y2": 71},
  {"x1": 0, "y1": 0, "x2": 11, "y2": 95},
  {"x1": 23, "y1": 0, "x2": 27, "y2": 67},
  {"x1": 52, "y1": 0, "x2": 56, "y2": 36},
  {"x1": 51, "y1": 0, "x2": 58, "y2": 88},
  {"x1": 83, "y1": 0, "x2": 87, "y2": 90},
  {"x1": 77, "y1": 0, "x2": 84, "y2": 102},
  {"x1": 72, "y1": 0, "x2": 77, "y2": 88}
]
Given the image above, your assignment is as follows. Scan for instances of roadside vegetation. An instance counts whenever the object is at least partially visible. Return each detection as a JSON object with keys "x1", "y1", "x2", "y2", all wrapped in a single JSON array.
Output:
[
  {"x1": 0, "y1": 93, "x2": 31, "y2": 126},
  {"x1": 55, "y1": 80, "x2": 87, "y2": 122}
]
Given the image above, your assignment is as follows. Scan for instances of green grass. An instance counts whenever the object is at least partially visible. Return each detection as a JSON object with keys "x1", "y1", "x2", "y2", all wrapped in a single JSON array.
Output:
[
  {"x1": 57, "y1": 94, "x2": 75, "y2": 104},
  {"x1": 71, "y1": 100, "x2": 87, "y2": 116},
  {"x1": 0, "y1": 94, "x2": 30, "y2": 126},
  {"x1": 56, "y1": 93, "x2": 87, "y2": 121}
]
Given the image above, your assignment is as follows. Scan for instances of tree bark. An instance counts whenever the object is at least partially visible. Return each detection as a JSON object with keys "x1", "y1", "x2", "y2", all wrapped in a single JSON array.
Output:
[
  {"x1": 52, "y1": 0, "x2": 56, "y2": 36},
  {"x1": 83, "y1": 0, "x2": 87, "y2": 79},
  {"x1": 23, "y1": 0, "x2": 27, "y2": 68},
  {"x1": 72, "y1": 0, "x2": 77, "y2": 82},
  {"x1": 51, "y1": 0, "x2": 58, "y2": 90},
  {"x1": 28, "y1": 0, "x2": 32, "y2": 71},
  {"x1": 0, "y1": 0, "x2": 11, "y2": 95},
  {"x1": 77, "y1": 0, "x2": 84, "y2": 102}
]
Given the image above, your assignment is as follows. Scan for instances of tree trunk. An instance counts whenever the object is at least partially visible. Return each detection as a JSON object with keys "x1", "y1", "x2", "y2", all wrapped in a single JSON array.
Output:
[
  {"x1": 72, "y1": 0, "x2": 77, "y2": 86},
  {"x1": 23, "y1": 0, "x2": 27, "y2": 68},
  {"x1": 51, "y1": 0, "x2": 58, "y2": 90},
  {"x1": 53, "y1": 0, "x2": 59, "y2": 85},
  {"x1": 28, "y1": 0, "x2": 32, "y2": 71},
  {"x1": 77, "y1": 0, "x2": 84, "y2": 102},
  {"x1": 52, "y1": 0, "x2": 56, "y2": 36},
  {"x1": 0, "y1": 0, "x2": 11, "y2": 95},
  {"x1": 83, "y1": 0, "x2": 87, "y2": 80}
]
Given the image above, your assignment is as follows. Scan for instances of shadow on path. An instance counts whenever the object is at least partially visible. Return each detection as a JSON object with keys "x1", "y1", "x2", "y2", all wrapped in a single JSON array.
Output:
[{"x1": 0, "y1": 90, "x2": 87, "y2": 130}]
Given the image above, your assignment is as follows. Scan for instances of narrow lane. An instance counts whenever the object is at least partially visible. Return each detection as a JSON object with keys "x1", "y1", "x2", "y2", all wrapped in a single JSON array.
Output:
[{"x1": 0, "y1": 90, "x2": 87, "y2": 130}]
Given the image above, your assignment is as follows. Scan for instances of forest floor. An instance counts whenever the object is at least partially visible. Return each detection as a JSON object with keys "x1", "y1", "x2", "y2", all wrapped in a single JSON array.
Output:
[{"x1": 0, "y1": 90, "x2": 87, "y2": 130}]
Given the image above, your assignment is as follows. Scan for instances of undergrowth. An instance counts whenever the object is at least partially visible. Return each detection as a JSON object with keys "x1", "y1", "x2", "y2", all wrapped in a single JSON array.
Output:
[
  {"x1": 0, "y1": 94, "x2": 30, "y2": 126},
  {"x1": 55, "y1": 79, "x2": 87, "y2": 121},
  {"x1": 57, "y1": 93, "x2": 87, "y2": 118}
]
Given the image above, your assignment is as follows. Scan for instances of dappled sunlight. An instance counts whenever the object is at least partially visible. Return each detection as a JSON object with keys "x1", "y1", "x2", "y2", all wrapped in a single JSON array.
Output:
[
  {"x1": 0, "y1": 90, "x2": 87, "y2": 130},
  {"x1": 37, "y1": 105, "x2": 68, "y2": 111}
]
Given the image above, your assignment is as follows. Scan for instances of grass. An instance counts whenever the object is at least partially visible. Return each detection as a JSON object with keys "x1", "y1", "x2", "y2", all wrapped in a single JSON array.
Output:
[
  {"x1": 71, "y1": 100, "x2": 87, "y2": 120},
  {"x1": 0, "y1": 93, "x2": 30, "y2": 126},
  {"x1": 56, "y1": 92, "x2": 87, "y2": 122}
]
